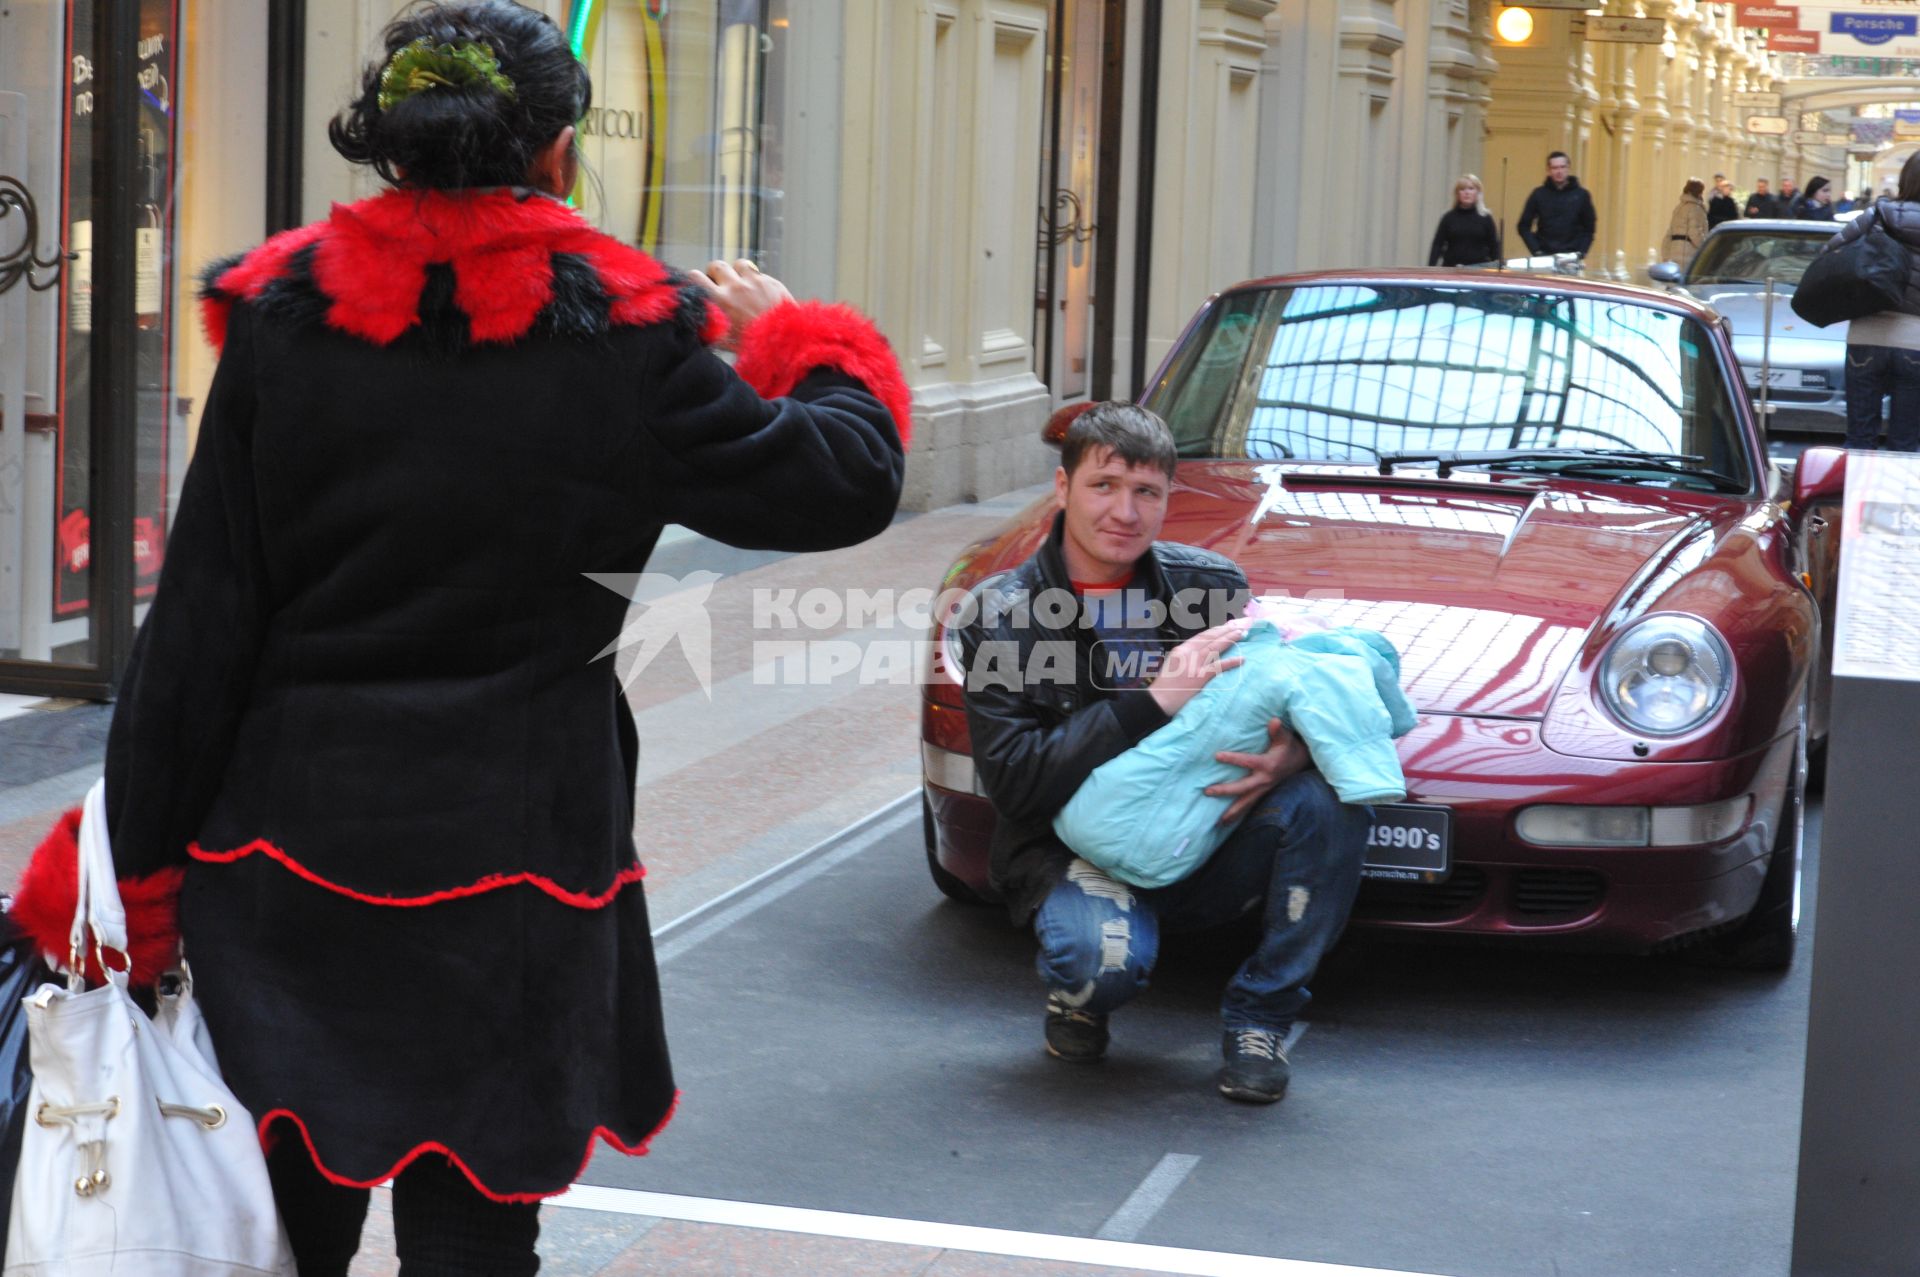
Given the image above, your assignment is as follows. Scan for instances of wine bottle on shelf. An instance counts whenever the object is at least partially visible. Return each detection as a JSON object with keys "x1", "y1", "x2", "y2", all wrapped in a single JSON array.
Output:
[{"x1": 135, "y1": 128, "x2": 162, "y2": 332}]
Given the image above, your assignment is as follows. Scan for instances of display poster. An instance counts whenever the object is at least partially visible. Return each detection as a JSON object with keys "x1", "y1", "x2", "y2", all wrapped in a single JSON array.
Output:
[
  {"x1": 1831, "y1": 450, "x2": 1920, "y2": 683},
  {"x1": 54, "y1": 0, "x2": 177, "y2": 619}
]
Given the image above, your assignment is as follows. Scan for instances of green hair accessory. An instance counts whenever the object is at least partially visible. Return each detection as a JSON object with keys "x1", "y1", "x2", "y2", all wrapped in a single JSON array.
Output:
[{"x1": 377, "y1": 37, "x2": 516, "y2": 111}]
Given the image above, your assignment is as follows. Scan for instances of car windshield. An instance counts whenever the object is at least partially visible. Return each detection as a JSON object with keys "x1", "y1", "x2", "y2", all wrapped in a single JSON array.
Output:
[
  {"x1": 1143, "y1": 283, "x2": 1752, "y2": 492},
  {"x1": 1686, "y1": 230, "x2": 1828, "y2": 287}
]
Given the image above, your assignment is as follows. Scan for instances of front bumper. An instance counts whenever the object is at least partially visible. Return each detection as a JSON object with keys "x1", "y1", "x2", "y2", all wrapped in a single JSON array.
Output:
[{"x1": 922, "y1": 713, "x2": 1797, "y2": 953}]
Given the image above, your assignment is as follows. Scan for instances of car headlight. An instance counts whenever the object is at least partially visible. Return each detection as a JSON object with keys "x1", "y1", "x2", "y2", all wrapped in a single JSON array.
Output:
[{"x1": 1598, "y1": 615, "x2": 1732, "y2": 736}]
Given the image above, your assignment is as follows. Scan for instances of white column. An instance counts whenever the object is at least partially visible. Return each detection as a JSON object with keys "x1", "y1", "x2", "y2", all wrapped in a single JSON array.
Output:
[{"x1": 837, "y1": 0, "x2": 1055, "y2": 509}]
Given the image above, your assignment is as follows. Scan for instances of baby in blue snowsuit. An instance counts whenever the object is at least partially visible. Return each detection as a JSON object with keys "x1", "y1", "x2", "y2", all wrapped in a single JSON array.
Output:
[{"x1": 1054, "y1": 618, "x2": 1416, "y2": 889}]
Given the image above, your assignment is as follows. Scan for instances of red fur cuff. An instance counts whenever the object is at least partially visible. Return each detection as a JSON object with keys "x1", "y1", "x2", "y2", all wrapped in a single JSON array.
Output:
[
  {"x1": 733, "y1": 301, "x2": 914, "y2": 450},
  {"x1": 9, "y1": 807, "x2": 184, "y2": 988}
]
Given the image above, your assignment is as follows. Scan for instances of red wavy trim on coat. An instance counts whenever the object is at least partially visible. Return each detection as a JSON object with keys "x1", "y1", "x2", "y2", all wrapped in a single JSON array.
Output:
[
  {"x1": 732, "y1": 301, "x2": 914, "y2": 450},
  {"x1": 186, "y1": 838, "x2": 646, "y2": 909},
  {"x1": 258, "y1": 1091, "x2": 680, "y2": 1204},
  {"x1": 199, "y1": 189, "x2": 708, "y2": 353},
  {"x1": 8, "y1": 807, "x2": 184, "y2": 988}
]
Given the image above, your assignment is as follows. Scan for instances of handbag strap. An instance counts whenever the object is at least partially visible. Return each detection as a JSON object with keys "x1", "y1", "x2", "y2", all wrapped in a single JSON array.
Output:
[{"x1": 67, "y1": 779, "x2": 130, "y2": 991}]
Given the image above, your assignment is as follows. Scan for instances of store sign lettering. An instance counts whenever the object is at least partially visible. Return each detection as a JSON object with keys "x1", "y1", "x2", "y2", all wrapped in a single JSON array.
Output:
[
  {"x1": 71, "y1": 54, "x2": 95, "y2": 116},
  {"x1": 1832, "y1": 12, "x2": 1920, "y2": 42},
  {"x1": 579, "y1": 105, "x2": 647, "y2": 140}
]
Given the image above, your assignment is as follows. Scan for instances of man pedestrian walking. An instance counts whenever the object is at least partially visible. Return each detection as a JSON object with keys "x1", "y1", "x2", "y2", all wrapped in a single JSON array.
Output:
[
  {"x1": 1780, "y1": 177, "x2": 1802, "y2": 219},
  {"x1": 1515, "y1": 151, "x2": 1597, "y2": 259},
  {"x1": 1745, "y1": 179, "x2": 1779, "y2": 219}
]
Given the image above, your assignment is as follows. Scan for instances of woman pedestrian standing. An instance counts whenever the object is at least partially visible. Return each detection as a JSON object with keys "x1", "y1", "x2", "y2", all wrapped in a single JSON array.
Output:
[
  {"x1": 1662, "y1": 178, "x2": 1710, "y2": 268},
  {"x1": 1708, "y1": 176, "x2": 1741, "y2": 228},
  {"x1": 1799, "y1": 175, "x2": 1838, "y2": 222},
  {"x1": 1428, "y1": 175, "x2": 1503, "y2": 267},
  {"x1": 8, "y1": 2, "x2": 909, "y2": 1273},
  {"x1": 1832, "y1": 153, "x2": 1920, "y2": 450}
]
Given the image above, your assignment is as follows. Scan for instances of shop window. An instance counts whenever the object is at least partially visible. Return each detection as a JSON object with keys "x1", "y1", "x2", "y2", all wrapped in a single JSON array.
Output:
[
  {"x1": 1, "y1": 0, "x2": 263, "y2": 682},
  {"x1": 571, "y1": 0, "x2": 796, "y2": 278}
]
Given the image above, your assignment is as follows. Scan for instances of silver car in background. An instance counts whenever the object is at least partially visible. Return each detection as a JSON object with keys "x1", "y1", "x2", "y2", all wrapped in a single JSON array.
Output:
[{"x1": 1649, "y1": 219, "x2": 1845, "y2": 436}]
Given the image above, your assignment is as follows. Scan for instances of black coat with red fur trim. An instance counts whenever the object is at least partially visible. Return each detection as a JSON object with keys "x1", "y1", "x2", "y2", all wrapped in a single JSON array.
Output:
[{"x1": 9, "y1": 186, "x2": 909, "y2": 1201}]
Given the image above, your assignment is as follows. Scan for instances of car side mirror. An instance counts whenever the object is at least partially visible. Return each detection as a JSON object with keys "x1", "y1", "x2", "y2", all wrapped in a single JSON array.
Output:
[
  {"x1": 1647, "y1": 261, "x2": 1684, "y2": 285},
  {"x1": 1793, "y1": 445, "x2": 1846, "y2": 513},
  {"x1": 1042, "y1": 401, "x2": 1098, "y2": 448}
]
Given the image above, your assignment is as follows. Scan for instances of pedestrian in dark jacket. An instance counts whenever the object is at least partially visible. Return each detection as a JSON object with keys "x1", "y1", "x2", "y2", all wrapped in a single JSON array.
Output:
[
  {"x1": 1428, "y1": 173, "x2": 1503, "y2": 267},
  {"x1": 957, "y1": 403, "x2": 1369, "y2": 1106},
  {"x1": 1745, "y1": 179, "x2": 1779, "y2": 219},
  {"x1": 1800, "y1": 175, "x2": 1837, "y2": 222},
  {"x1": 1708, "y1": 177, "x2": 1740, "y2": 228},
  {"x1": 1515, "y1": 151, "x2": 1597, "y2": 257},
  {"x1": 1831, "y1": 153, "x2": 1920, "y2": 450},
  {"x1": 1780, "y1": 177, "x2": 1803, "y2": 219},
  {"x1": 7, "y1": 2, "x2": 909, "y2": 1271}
]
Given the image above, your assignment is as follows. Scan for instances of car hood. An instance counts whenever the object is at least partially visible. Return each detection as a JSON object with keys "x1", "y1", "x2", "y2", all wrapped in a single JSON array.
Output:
[
  {"x1": 1694, "y1": 284, "x2": 1845, "y2": 347},
  {"x1": 1157, "y1": 463, "x2": 1722, "y2": 719}
]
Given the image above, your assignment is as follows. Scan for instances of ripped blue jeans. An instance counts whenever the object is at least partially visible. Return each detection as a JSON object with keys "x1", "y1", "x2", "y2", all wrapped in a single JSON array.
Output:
[{"x1": 1033, "y1": 769, "x2": 1369, "y2": 1032}]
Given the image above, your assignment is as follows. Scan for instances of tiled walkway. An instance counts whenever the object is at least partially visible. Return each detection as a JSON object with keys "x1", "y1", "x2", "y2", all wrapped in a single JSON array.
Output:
[
  {"x1": 0, "y1": 495, "x2": 1450, "y2": 1276},
  {"x1": 0, "y1": 495, "x2": 1345, "y2": 1277}
]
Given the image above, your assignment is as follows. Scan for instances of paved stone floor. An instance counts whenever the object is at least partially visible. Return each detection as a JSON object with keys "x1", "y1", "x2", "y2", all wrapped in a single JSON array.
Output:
[{"x1": 7, "y1": 492, "x2": 1349, "y2": 1276}]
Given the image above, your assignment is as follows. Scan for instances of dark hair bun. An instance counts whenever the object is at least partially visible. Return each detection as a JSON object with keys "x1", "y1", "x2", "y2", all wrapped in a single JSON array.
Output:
[{"x1": 330, "y1": 0, "x2": 589, "y2": 190}]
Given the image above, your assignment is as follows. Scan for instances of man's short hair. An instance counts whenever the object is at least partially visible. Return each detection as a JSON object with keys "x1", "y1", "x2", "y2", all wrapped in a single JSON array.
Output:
[
  {"x1": 1061, "y1": 402, "x2": 1178, "y2": 482},
  {"x1": 1546, "y1": 150, "x2": 1569, "y2": 165}
]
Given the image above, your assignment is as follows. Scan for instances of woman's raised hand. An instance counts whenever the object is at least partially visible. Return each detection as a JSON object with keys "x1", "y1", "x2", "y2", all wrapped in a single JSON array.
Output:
[{"x1": 687, "y1": 258, "x2": 794, "y2": 350}]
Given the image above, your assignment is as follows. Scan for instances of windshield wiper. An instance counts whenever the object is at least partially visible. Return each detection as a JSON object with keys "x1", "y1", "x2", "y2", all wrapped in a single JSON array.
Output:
[
  {"x1": 1376, "y1": 448, "x2": 1744, "y2": 492},
  {"x1": 1521, "y1": 458, "x2": 1746, "y2": 493},
  {"x1": 1377, "y1": 448, "x2": 1701, "y2": 476}
]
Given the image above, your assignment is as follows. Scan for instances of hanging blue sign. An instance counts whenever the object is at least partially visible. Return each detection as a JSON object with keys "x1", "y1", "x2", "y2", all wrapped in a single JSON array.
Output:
[{"x1": 1831, "y1": 12, "x2": 1920, "y2": 44}]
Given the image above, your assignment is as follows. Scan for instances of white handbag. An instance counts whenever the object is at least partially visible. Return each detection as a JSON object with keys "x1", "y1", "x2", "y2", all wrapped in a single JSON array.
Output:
[{"x1": 3, "y1": 780, "x2": 293, "y2": 1276}]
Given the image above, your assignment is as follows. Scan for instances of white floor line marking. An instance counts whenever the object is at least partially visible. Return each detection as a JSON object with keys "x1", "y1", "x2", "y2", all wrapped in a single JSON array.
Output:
[
  {"x1": 1096, "y1": 1153, "x2": 1202, "y2": 1242},
  {"x1": 652, "y1": 793, "x2": 918, "y2": 964},
  {"x1": 548, "y1": 1185, "x2": 1448, "y2": 1277},
  {"x1": 1284, "y1": 1023, "x2": 1310, "y2": 1054}
]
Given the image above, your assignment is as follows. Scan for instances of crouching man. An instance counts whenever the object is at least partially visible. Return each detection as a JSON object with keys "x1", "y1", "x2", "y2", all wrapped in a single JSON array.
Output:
[{"x1": 956, "y1": 403, "x2": 1370, "y2": 1103}]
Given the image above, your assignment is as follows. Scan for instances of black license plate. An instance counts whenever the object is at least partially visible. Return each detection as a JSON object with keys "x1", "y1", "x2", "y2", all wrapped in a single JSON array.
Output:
[{"x1": 1360, "y1": 804, "x2": 1452, "y2": 883}]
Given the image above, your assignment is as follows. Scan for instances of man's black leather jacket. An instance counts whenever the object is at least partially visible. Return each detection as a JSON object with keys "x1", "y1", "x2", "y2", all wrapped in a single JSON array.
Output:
[{"x1": 956, "y1": 512, "x2": 1248, "y2": 921}]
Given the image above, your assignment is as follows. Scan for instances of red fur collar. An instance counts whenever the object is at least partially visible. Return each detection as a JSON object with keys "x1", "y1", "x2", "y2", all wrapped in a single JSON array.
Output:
[{"x1": 198, "y1": 187, "x2": 724, "y2": 351}]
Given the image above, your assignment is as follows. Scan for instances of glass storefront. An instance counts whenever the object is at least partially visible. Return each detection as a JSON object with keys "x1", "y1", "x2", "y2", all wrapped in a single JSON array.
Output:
[
  {"x1": 301, "y1": 1, "x2": 826, "y2": 283},
  {"x1": 4, "y1": 0, "x2": 816, "y2": 696},
  {"x1": 1, "y1": 0, "x2": 265, "y2": 693}
]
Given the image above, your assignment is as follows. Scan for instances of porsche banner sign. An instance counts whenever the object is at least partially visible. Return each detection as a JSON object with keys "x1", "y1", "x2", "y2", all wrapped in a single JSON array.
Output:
[{"x1": 1817, "y1": 8, "x2": 1920, "y2": 56}]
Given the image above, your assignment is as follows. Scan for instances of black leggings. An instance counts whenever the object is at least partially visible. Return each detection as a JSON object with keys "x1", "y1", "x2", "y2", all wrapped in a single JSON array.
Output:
[{"x1": 266, "y1": 1137, "x2": 541, "y2": 1276}]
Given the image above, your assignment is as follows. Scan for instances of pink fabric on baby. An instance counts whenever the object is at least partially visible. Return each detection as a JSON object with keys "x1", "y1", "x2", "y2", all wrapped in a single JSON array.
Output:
[{"x1": 1244, "y1": 596, "x2": 1335, "y2": 643}]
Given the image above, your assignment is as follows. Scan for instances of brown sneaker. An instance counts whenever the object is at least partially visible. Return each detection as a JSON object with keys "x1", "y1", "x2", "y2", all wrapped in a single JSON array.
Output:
[{"x1": 1044, "y1": 995, "x2": 1110, "y2": 1063}]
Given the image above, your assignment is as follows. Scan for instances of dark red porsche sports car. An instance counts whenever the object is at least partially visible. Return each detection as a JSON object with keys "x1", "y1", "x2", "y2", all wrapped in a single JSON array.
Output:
[{"x1": 921, "y1": 270, "x2": 1846, "y2": 970}]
